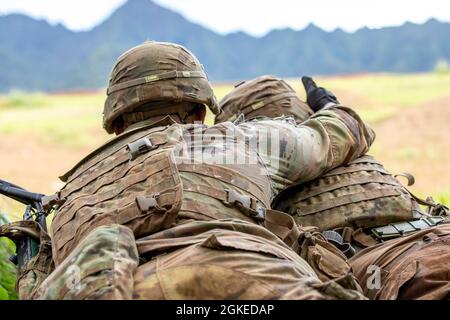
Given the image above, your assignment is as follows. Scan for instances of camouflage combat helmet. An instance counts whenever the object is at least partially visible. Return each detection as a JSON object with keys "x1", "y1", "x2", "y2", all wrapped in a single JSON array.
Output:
[
  {"x1": 103, "y1": 41, "x2": 220, "y2": 134},
  {"x1": 215, "y1": 75, "x2": 313, "y2": 124}
]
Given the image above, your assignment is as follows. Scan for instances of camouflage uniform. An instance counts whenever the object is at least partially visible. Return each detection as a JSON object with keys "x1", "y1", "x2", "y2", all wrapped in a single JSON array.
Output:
[
  {"x1": 349, "y1": 222, "x2": 450, "y2": 300},
  {"x1": 218, "y1": 75, "x2": 450, "y2": 300},
  {"x1": 274, "y1": 154, "x2": 450, "y2": 300},
  {"x1": 16, "y1": 43, "x2": 373, "y2": 300}
]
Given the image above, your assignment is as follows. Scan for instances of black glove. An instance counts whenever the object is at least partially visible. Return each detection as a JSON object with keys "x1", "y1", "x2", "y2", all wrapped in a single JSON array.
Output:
[{"x1": 302, "y1": 76, "x2": 339, "y2": 112}]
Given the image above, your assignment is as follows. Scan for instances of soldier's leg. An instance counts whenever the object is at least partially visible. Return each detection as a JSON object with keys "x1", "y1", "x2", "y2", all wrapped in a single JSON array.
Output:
[
  {"x1": 349, "y1": 224, "x2": 450, "y2": 300},
  {"x1": 34, "y1": 224, "x2": 139, "y2": 300},
  {"x1": 133, "y1": 233, "x2": 365, "y2": 300}
]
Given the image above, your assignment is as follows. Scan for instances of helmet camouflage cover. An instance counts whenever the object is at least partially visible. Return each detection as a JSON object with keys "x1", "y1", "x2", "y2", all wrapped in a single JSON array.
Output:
[
  {"x1": 103, "y1": 41, "x2": 220, "y2": 133},
  {"x1": 215, "y1": 75, "x2": 313, "y2": 124}
]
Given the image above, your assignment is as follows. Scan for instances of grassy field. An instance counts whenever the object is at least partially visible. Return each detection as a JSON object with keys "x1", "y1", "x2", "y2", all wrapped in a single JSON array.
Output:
[{"x1": 0, "y1": 72, "x2": 449, "y2": 220}]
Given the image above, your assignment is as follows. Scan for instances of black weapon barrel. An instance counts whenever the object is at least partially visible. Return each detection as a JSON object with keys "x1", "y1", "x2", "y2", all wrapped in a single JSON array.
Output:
[
  {"x1": 0, "y1": 179, "x2": 25, "y2": 190},
  {"x1": 0, "y1": 180, "x2": 43, "y2": 205}
]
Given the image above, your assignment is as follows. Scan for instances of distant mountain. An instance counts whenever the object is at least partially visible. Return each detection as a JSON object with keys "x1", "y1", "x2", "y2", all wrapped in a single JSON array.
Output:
[{"x1": 1, "y1": 0, "x2": 450, "y2": 92}]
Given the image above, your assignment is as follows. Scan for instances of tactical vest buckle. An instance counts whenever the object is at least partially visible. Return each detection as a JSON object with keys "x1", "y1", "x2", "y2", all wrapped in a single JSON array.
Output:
[
  {"x1": 135, "y1": 195, "x2": 165, "y2": 214},
  {"x1": 253, "y1": 206, "x2": 266, "y2": 222},
  {"x1": 225, "y1": 189, "x2": 251, "y2": 209},
  {"x1": 225, "y1": 189, "x2": 266, "y2": 222},
  {"x1": 127, "y1": 137, "x2": 157, "y2": 160},
  {"x1": 322, "y1": 230, "x2": 356, "y2": 258}
]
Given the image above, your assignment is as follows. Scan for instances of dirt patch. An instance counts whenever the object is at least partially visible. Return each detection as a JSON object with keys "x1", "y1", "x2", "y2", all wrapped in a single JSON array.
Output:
[
  {"x1": 371, "y1": 94, "x2": 450, "y2": 195},
  {"x1": 0, "y1": 134, "x2": 96, "y2": 194}
]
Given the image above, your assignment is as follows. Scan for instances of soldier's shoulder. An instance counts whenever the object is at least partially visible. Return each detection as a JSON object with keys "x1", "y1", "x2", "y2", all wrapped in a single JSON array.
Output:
[{"x1": 59, "y1": 123, "x2": 172, "y2": 183}]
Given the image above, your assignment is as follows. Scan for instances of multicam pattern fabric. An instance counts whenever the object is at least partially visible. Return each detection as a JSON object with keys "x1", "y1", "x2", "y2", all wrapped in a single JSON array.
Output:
[
  {"x1": 213, "y1": 72, "x2": 450, "y2": 301},
  {"x1": 52, "y1": 116, "x2": 275, "y2": 263},
  {"x1": 103, "y1": 42, "x2": 220, "y2": 134},
  {"x1": 238, "y1": 105, "x2": 375, "y2": 193},
  {"x1": 175, "y1": 121, "x2": 273, "y2": 222},
  {"x1": 51, "y1": 120, "x2": 186, "y2": 265},
  {"x1": 35, "y1": 224, "x2": 138, "y2": 300},
  {"x1": 133, "y1": 219, "x2": 366, "y2": 300},
  {"x1": 216, "y1": 75, "x2": 313, "y2": 124},
  {"x1": 273, "y1": 155, "x2": 424, "y2": 231},
  {"x1": 349, "y1": 223, "x2": 450, "y2": 300},
  {"x1": 45, "y1": 102, "x2": 374, "y2": 300}
]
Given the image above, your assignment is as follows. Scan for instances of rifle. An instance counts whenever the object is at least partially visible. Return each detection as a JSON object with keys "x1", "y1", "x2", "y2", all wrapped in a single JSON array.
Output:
[{"x1": 0, "y1": 178, "x2": 55, "y2": 271}]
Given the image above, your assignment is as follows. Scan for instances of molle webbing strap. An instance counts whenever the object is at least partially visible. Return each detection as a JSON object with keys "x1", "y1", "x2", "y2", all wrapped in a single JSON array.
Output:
[
  {"x1": 291, "y1": 176, "x2": 399, "y2": 202},
  {"x1": 226, "y1": 92, "x2": 297, "y2": 121},
  {"x1": 54, "y1": 184, "x2": 178, "y2": 252},
  {"x1": 57, "y1": 150, "x2": 170, "y2": 219},
  {"x1": 182, "y1": 184, "x2": 265, "y2": 222},
  {"x1": 295, "y1": 189, "x2": 400, "y2": 216},
  {"x1": 107, "y1": 70, "x2": 207, "y2": 95},
  {"x1": 322, "y1": 163, "x2": 389, "y2": 177},
  {"x1": 182, "y1": 184, "x2": 261, "y2": 211},
  {"x1": 183, "y1": 184, "x2": 229, "y2": 203},
  {"x1": 60, "y1": 136, "x2": 168, "y2": 199},
  {"x1": 179, "y1": 200, "x2": 243, "y2": 222},
  {"x1": 177, "y1": 163, "x2": 269, "y2": 206},
  {"x1": 61, "y1": 125, "x2": 168, "y2": 183},
  {"x1": 392, "y1": 172, "x2": 448, "y2": 214},
  {"x1": 182, "y1": 180, "x2": 303, "y2": 248},
  {"x1": 54, "y1": 165, "x2": 174, "y2": 236},
  {"x1": 117, "y1": 192, "x2": 178, "y2": 226},
  {"x1": 53, "y1": 152, "x2": 175, "y2": 233},
  {"x1": 346, "y1": 156, "x2": 381, "y2": 165}
]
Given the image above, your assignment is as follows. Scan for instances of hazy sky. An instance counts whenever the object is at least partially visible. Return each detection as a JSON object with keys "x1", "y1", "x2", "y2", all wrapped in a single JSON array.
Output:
[{"x1": 0, "y1": 0, "x2": 449, "y2": 36}]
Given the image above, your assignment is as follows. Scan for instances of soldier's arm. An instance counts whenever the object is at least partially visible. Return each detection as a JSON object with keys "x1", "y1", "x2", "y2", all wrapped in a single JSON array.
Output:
[
  {"x1": 316, "y1": 102, "x2": 376, "y2": 163},
  {"x1": 237, "y1": 76, "x2": 375, "y2": 190},
  {"x1": 290, "y1": 102, "x2": 375, "y2": 184}
]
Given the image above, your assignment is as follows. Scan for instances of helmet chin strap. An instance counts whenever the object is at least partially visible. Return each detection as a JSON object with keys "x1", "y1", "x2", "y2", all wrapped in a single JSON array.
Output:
[{"x1": 181, "y1": 104, "x2": 206, "y2": 124}]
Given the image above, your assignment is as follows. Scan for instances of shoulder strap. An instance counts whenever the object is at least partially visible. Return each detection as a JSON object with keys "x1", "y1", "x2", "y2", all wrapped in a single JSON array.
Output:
[{"x1": 60, "y1": 124, "x2": 169, "y2": 183}]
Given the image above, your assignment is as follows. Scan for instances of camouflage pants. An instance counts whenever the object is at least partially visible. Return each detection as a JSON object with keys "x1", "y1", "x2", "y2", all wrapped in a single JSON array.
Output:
[
  {"x1": 349, "y1": 224, "x2": 450, "y2": 300},
  {"x1": 133, "y1": 220, "x2": 365, "y2": 300},
  {"x1": 34, "y1": 224, "x2": 139, "y2": 300},
  {"x1": 15, "y1": 220, "x2": 363, "y2": 300}
]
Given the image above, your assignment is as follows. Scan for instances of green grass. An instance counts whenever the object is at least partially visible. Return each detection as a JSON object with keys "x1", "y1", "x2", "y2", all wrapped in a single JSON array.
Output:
[
  {"x1": 283, "y1": 73, "x2": 450, "y2": 123},
  {"x1": 0, "y1": 91, "x2": 109, "y2": 148},
  {"x1": 0, "y1": 91, "x2": 46, "y2": 109},
  {"x1": 319, "y1": 73, "x2": 450, "y2": 107},
  {"x1": 0, "y1": 214, "x2": 17, "y2": 300},
  {"x1": 435, "y1": 190, "x2": 450, "y2": 206},
  {"x1": 315, "y1": 73, "x2": 450, "y2": 122}
]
